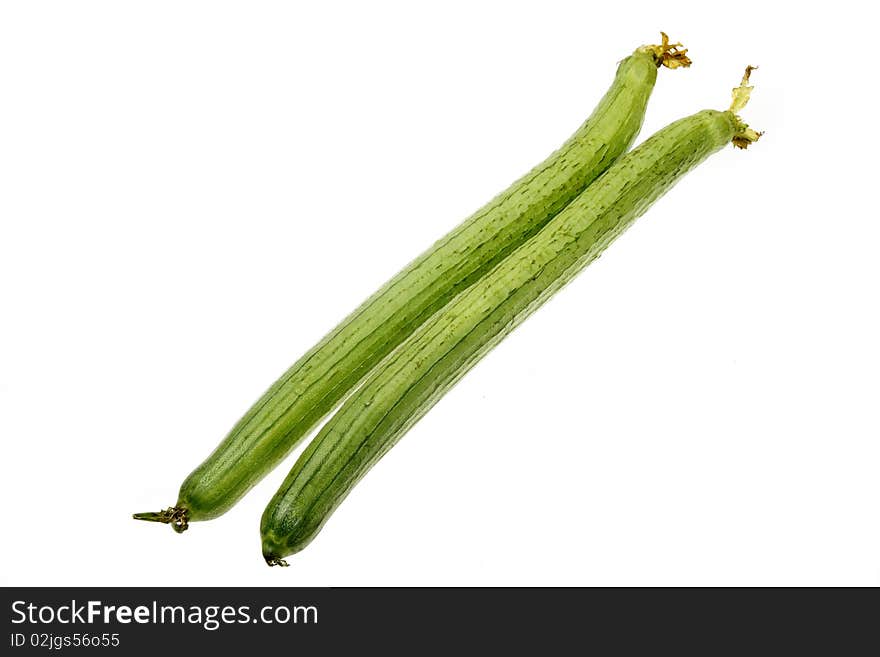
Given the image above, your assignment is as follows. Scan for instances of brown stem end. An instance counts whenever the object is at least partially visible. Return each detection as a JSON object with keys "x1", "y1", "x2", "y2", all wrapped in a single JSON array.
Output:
[
  {"x1": 264, "y1": 555, "x2": 290, "y2": 567},
  {"x1": 133, "y1": 506, "x2": 190, "y2": 533},
  {"x1": 638, "y1": 32, "x2": 692, "y2": 69},
  {"x1": 729, "y1": 65, "x2": 763, "y2": 149}
]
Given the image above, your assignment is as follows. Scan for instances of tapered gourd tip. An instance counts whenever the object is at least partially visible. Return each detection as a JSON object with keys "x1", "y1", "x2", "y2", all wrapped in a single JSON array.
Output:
[
  {"x1": 132, "y1": 506, "x2": 190, "y2": 533},
  {"x1": 729, "y1": 65, "x2": 764, "y2": 149},
  {"x1": 638, "y1": 32, "x2": 692, "y2": 69}
]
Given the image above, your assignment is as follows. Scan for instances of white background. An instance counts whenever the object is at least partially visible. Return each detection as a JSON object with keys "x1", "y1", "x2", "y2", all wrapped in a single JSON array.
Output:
[{"x1": 1, "y1": 1, "x2": 877, "y2": 586}]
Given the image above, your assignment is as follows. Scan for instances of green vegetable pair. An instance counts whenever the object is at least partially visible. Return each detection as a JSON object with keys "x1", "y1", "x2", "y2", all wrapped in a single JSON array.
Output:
[{"x1": 135, "y1": 34, "x2": 761, "y2": 564}]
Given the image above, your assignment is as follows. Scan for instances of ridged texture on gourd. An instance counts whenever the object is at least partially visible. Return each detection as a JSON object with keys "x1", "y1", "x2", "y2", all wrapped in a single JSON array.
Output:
[
  {"x1": 179, "y1": 51, "x2": 664, "y2": 520},
  {"x1": 261, "y1": 109, "x2": 738, "y2": 559}
]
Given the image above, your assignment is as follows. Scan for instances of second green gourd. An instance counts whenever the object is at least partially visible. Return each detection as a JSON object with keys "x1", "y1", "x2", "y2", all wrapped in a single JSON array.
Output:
[{"x1": 260, "y1": 70, "x2": 761, "y2": 564}]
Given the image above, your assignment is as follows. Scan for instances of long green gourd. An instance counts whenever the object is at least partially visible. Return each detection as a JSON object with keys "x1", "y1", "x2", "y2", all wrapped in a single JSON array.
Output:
[
  {"x1": 135, "y1": 35, "x2": 690, "y2": 531},
  {"x1": 260, "y1": 69, "x2": 762, "y2": 564}
]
